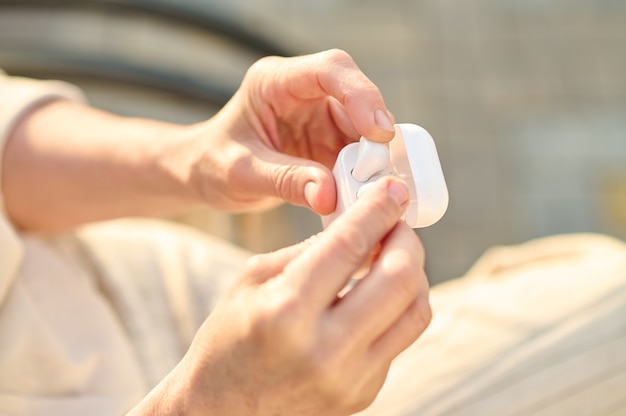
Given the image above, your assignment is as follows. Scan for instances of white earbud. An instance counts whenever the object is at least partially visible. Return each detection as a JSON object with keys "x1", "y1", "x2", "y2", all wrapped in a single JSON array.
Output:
[{"x1": 351, "y1": 137, "x2": 391, "y2": 183}]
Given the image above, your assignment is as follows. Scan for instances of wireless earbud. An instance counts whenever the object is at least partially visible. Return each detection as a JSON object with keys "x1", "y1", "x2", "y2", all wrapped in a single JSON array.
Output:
[
  {"x1": 322, "y1": 123, "x2": 448, "y2": 229},
  {"x1": 351, "y1": 137, "x2": 390, "y2": 182}
]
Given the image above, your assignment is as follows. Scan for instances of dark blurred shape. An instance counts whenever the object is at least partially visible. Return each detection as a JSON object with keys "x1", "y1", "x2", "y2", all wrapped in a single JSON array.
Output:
[{"x1": 0, "y1": 0, "x2": 291, "y2": 119}]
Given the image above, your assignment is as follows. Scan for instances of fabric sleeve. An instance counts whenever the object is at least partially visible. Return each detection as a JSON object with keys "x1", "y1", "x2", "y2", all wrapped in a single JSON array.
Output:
[{"x1": 0, "y1": 69, "x2": 86, "y2": 215}]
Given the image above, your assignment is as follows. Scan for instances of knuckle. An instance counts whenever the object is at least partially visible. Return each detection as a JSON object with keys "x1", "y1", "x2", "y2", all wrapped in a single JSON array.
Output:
[
  {"x1": 330, "y1": 228, "x2": 371, "y2": 266},
  {"x1": 380, "y1": 252, "x2": 423, "y2": 301},
  {"x1": 320, "y1": 48, "x2": 352, "y2": 66},
  {"x1": 389, "y1": 264, "x2": 420, "y2": 301},
  {"x1": 243, "y1": 253, "x2": 268, "y2": 274},
  {"x1": 273, "y1": 164, "x2": 300, "y2": 202},
  {"x1": 222, "y1": 147, "x2": 254, "y2": 190},
  {"x1": 411, "y1": 301, "x2": 433, "y2": 330},
  {"x1": 341, "y1": 80, "x2": 380, "y2": 110},
  {"x1": 341, "y1": 88, "x2": 360, "y2": 109},
  {"x1": 247, "y1": 55, "x2": 282, "y2": 76},
  {"x1": 409, "y1": 295, "x2": 433, "y2": 331}
]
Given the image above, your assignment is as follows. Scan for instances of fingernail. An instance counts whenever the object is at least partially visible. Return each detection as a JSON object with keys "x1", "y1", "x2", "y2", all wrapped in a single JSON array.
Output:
[
  {"x1": 388, "y1": 180, "x2": 409, "y2": 206},
  {"x1": 304, "y1": 181, "x2": 317, "y2": 208},
  {"x1": 374, "y1": 109, "x2": 395, "y2": 132}
]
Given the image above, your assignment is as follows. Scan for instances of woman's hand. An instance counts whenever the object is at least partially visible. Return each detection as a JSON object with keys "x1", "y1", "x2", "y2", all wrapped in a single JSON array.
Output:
[
  {"x1": 2, "y1": 50, "x2": 392, "y2": 230},
  {"x1": 129, "y1": 177, "x2": 431, "y2": 416},
  {"x1": 180, "y1": 49, "x2": 396, "y2": 215}
]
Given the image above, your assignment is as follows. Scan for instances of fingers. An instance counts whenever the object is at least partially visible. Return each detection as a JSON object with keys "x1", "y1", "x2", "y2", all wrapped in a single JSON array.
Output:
[
  {"x1": 283, "y1": 177, "x2": 409, "y2": 312},
  {"x1": 313, "y1": 50, "x2": 396, "y2": 142},
  {"x1": 243, "y1": 144, "x2": 338, "y2": 215},
  {"x1": 330, "y1": 221, "x2": 429, "y2": 348},
  {"x1": 269, "y1": 49, "x2": 396, "y2": 143},
  {"x1": 369, "y1": 292, "x2": 432, "y2": 365},
  {"x1": 327, "y1": 97, "x2": 359, "y2": 145},
  {"x1": 242, "y1": 236, "x2": 318, "y2": 285},
  {"x1": 233, "y1": 49, "x2": 395, "y2": 213}
]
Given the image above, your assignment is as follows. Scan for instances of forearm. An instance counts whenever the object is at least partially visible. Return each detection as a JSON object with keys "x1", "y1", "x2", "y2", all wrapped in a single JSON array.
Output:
[{"x1": 2, "y1": 99, "x2": 204, "y2": 231}]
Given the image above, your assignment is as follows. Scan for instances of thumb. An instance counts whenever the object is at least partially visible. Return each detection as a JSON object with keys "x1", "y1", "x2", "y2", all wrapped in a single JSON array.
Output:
[{"x1": 250, "y1": 148, "x2": 337, "y2": 215}]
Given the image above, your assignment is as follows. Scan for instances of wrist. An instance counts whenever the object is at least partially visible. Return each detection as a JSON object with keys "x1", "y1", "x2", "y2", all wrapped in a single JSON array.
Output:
[
  {"x1": 129, "y1": 356, "x2": 217, "y2": 416},
  {"x1": 153, "y1": 121, "x2": 209, "y2": 209},
  {"x1": 127, "y1": 357, "x2": 252, "y2": 416}
]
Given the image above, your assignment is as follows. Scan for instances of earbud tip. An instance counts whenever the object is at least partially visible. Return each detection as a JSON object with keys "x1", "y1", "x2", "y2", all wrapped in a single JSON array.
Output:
[{"x1": 351, "y1": 137, "x2": 390, "y2": 182}]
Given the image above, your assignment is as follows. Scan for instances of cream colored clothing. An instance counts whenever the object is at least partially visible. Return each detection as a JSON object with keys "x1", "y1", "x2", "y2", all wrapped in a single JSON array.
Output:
[
  {"x1": 1, "y1": 72, "x2": 626, "y2": 416},
  {"x1": 359, "y1": 234, "x2": 626, "y2": 416},
  {"x1": 0, "y1": 72, "x2": 145, "y2": 414},
  {"x1": 0, "y1": 72, "x2": 250, "y2": 415}
]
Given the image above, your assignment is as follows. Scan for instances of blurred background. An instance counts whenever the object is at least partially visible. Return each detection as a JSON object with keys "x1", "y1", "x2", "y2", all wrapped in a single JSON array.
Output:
[{"x1": 1, "y1": 0, "x2": 625, "y2": 284}]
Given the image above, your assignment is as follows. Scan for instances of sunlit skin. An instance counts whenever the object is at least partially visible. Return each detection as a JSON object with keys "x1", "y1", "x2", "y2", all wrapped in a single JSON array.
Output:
[{"x1": 3, "y1": 49, "x2": 431, "y2": 415}]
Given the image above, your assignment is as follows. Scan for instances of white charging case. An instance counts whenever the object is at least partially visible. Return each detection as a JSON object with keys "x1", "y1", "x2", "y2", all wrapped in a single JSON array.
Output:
[{"x1": 322, "y1": 123, "x2": 448, "y2": 228}]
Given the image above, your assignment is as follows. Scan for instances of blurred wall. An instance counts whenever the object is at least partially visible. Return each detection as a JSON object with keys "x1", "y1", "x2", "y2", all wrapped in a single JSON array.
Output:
[{"x1": 1, "y1": 0, "x2": 625, "y2": 284}]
